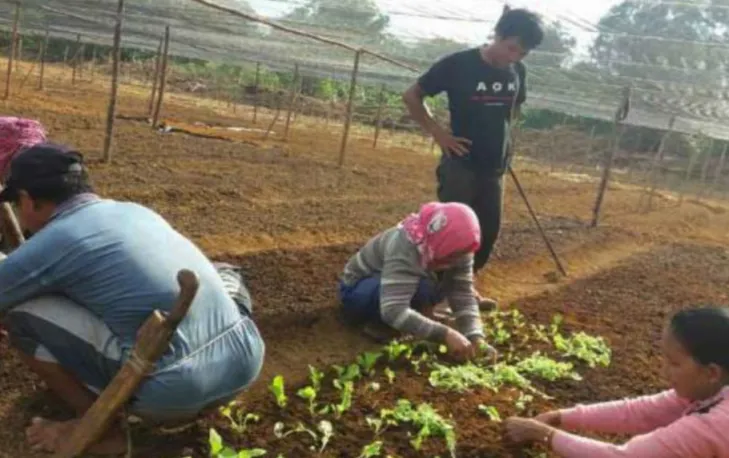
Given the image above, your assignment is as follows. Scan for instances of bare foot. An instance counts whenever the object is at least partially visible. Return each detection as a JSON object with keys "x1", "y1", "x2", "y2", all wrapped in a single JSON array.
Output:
[{"x1": 26, "y1": 416, "x2": 127, "y2": 455}]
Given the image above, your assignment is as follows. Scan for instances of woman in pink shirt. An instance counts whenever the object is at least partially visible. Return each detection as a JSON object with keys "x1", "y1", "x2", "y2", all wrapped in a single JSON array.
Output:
[{"x1": 505, "y1": 306, "x2": 729, "y2": 457}]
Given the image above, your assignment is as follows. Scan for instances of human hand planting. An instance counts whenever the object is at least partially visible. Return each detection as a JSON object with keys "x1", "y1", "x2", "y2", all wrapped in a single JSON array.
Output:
[
  {"x1": 444, "y1": 328, "x2": 474, "y2": 362},
  {"x1": 504, "y1": 417, "x2": 556, "y2": 445},
  {"x1": 535, "y1": 411, "x2": 561, "y2": 427},
  {"x1": 471, "y1": 337, "x2": 499, "y2": 363}
]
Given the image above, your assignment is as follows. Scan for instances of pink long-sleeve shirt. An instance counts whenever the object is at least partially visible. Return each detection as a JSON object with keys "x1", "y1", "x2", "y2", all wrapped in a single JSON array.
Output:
[{"x1": 551, "y1": 387, "x2": 729, "y2": 458}]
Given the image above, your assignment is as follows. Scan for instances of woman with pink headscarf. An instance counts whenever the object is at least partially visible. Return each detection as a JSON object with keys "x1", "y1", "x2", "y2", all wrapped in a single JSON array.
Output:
[
  {"x1": 339, "y1": 201, "x2": 496, "y2": 361},
  {"x1": 0, "y1": 117, "x2": 47, "y2": 177}
]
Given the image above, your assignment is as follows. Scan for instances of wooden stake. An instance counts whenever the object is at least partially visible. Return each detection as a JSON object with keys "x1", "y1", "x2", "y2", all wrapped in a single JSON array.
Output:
[
  {"x1": 697, "y1": 137, "x2": 715, "y2": 198},
  {"x1": 252, "y1": 62, "x2": 260, "y2": 124},
  {"x1": 338, "y1": 50, "x2": 362, "y2": 167},
  {"x1": 71, "y1": 34, "x2": 81, "y2": 84},
  {"x1": 263, "y1": 100, "x2": 282, "y2": 140},
  {"x1": 54, "y1": 270, "x2": 199, "y2": 458},
  {"x1": 283, "y1": 63, "x2": 299, "y2": 140},
  {"x1": 584, "y1": 125, "x2": 596, "y2": 167},
  {"x1": 678, "y1": 135, "x2": 701, "y2": 206},
  {"x1": 591, "y1": 86, "x2": 631, "y2": 227},
  {"x1": 711, "y1": 143, "x2": 727, "y2": 193},
  {"x1": 91, "y1": 45, "x2": 97, "y2": 79},
  {"x1": 372, "y1": 83, "x2": 385, "y2": 148},
  {"x1": 645, "y1": 115, "x2": 675, "y2": 211},
  {"x1": 15, "y1": 35, "x2": 22, "y2": 73},
  {"x1": 38, "y1": 29, "x2": 48, "y2": 90},
  {"x1": 3, "y1": 3, "x2": 20, "y2": 100},
  {"x1": 152, "y1": 26, "x2": 171, "y2": 128},
  {"x1": 102, "y1": 0, "x2": 125, "y2": 163},
  {"x1": 147, "y1": 35, "x2": 163, "y2": 119}
]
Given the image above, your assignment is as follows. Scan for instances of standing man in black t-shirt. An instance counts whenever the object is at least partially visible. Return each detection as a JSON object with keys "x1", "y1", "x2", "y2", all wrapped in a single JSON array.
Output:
[{"x1": 403, "y1": 8, "x2": 544, "y2": 310}]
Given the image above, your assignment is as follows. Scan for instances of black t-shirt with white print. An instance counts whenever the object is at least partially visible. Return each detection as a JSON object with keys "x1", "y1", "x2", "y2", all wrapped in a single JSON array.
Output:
[{"x1": 418, "y1": 47, "x2": 526, "y2": 175}]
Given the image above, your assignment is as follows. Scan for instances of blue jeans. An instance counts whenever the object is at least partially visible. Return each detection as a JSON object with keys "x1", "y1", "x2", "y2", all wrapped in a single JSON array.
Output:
[{"x1": 339, "y1": 274, "x2": 445, "y2": 324}]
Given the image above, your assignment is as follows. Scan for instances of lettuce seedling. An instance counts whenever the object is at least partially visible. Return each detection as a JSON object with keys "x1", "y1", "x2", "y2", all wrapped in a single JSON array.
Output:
[
  {"x1": 209, "y1": 428, "x2": 266, "y2": 458},
  {"x1": 384, "y1": 367, "x2": 396, "y2": 384},
  {"x1": 309, "y1": 365, "x2": 325, "y2": 391},
  {"x1": 317, "y1": 420, "x2": 333, "y2": 453},
  {"x1": 269, "y1": 375, "x2": 287, "y2": 409},
  {"x1": 478, "y1": 405, "x2": 502, "y2": 422},
  {"x1": 358, "y1": 440, "x2": 383, "y2": 458},
  {"x1": 297, "y1": 386, "x2": 318, "y2": 415},
  {"x1": 357, "y1": 351, "x2": 382, "y2": 376}
]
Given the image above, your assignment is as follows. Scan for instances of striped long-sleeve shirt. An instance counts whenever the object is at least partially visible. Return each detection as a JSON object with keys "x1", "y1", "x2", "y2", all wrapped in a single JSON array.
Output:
[{"x1": 341, "y1": 226, "x2": 484, "y2": 342}]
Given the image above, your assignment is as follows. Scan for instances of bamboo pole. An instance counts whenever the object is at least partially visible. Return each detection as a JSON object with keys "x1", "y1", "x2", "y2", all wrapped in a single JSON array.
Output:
[
  {"x1": 252, "y1": 62, "x2": 260, "y2": 124},
  {"x1": 338, "y1": 50, "x2": 362, "y2": 167},
  {"x1": 102, "y1": 0, "x2": 125, "y2": 163},
  {"x1": 591, "y1": 86, "x2": 631, "y2": 227},
  {"x1": 372, "y1": 83, "x2": 386, "y2": 148},
  {"x1": 38, "y1": 29, "x2": 48, "y2": 90},
  {"x1": 3, "y1": 3, "x2": 20, "y2": 100},
  {"x1": 152, "y1": 26, "x2": 171, "y2": 128},
  {"x1": 283, "y1": 63, "x2": 299, "y2": 140},
  {"x1": 645, "y1": 115, "x2": 675, "y2": 212},
  {"x1": 147, "y1": 35, "x2": 163, "y2": 119}
]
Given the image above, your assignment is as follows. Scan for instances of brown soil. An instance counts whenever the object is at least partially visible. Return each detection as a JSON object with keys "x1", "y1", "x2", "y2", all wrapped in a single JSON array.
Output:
[{"x1": 0, "y1": 57, "x2": 728, "y2": 458}]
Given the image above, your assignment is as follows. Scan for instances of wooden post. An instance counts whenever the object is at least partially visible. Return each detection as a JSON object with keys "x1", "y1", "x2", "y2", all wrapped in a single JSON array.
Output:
[
  {"x1": 147, "y1": 35, "x2": 163, "y2": 119},
  {"x1": 584, "y1": 125, "x2": 596, "y2": 167},
  {"x1": 252, "y1": 62, "x2": 260, "y2": 124},
  {"x1": 712, "y1": 143, "x2": 727, "y2": 193},
  {"x1": 152, "y1": 26, "x2": 171, "y2": 128},
  {"x1": 15, "y1": 35, "x2": 22, "y2": 73},
  {"x1": 102, "y1": 0, "x2": 125, "y2": 163},
  {"x1": 372, "y1": 84, "x2": 386, "y2": 148},
  {"x1": 338, "y1": 49, "x2": 362, "y2": 167},
  {"x1": 283, "y1": 63, "x2": 299, "y2": 140},
  {"x1": 263, "y1": 98, "x2": 283, "y2": 140},
  {"x1": 645, "y1": 115, "x2": 675, "y2": 211},
  {"x1": 678, "y1": 135, "x2": 701, "y2": 206},
  {"x1": 697, "y1": 137, "x2": 715, "y2": 198},
  {"x1": 71, "y1": 34, "x2": 81, "y2": 84},
  {"x1": 3, "y1": 3, "x2": 20, "y2": 100},
  {"x1": 591, "y1": 86, "x2": 631, "y2": 227},
  {"x1": 90, "y1": 45, "x2": 97, "y2": 79},
  {"x1": 38, "y1": 30, "x2": 48, "y2": 90}
]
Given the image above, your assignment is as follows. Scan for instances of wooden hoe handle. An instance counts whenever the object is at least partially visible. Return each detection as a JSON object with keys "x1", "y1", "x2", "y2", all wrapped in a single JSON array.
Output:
[{"x1": 54, "y1": 269, "x2": 200, "y2": 458}]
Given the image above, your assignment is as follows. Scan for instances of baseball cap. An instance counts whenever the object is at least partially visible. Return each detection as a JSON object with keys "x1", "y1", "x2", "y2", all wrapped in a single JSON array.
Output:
[{"x1": 0, "y1": 143, "x2": 85, "y2": 203}]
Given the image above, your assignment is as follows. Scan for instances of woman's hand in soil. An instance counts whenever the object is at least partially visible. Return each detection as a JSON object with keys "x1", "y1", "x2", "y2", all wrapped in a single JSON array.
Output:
[
  {"x1": 535, "y1": 411, "x2": 561, "y2": 427},
  {"x1": 444, "y1": 328, "x2": 474, "y2": 362},
  {"x1": 504, "y1": 417, "x2": 555, "y2": 445}
]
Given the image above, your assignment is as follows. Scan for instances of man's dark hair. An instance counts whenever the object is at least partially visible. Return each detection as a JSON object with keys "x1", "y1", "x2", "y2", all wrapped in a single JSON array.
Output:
[
  {"x1": 671, "y1": 306, "x2": 729, "y2": 372},
  {"x1": 21, "y1": 170, "x2": 94, "y2": 205},
  {"x1": 495, "y1": 8, "x2": 544, "y2": 50}
]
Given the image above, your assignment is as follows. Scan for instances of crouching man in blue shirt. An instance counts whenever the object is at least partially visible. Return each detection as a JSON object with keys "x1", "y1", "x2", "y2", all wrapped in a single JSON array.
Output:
[{"x1": 0, "y1": 143, "x2": 265, "y2": 454}]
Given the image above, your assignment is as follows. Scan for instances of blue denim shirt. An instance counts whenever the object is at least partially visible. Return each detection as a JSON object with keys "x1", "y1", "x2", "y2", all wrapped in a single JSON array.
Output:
[{"x1": 0, "y1": 195, "x2": 264, "y2": 413}]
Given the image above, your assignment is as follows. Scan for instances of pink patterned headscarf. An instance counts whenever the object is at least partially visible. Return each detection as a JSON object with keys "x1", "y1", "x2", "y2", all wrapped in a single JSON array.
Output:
[
  {"x1": 399, "y1": 202, "x2": 481, "y2": 268},
  {"x1": 0, "y1": 117, "x2": 47, "y2": 177}
]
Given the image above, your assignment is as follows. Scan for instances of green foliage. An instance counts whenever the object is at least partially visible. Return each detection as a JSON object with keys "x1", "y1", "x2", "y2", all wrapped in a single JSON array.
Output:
[
  {"x1": 379, "y1": 399, "x2": 456, "y2": 457},
  {"x1": 209, "y1": 428, "x2": 266, "y2": 458}
]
